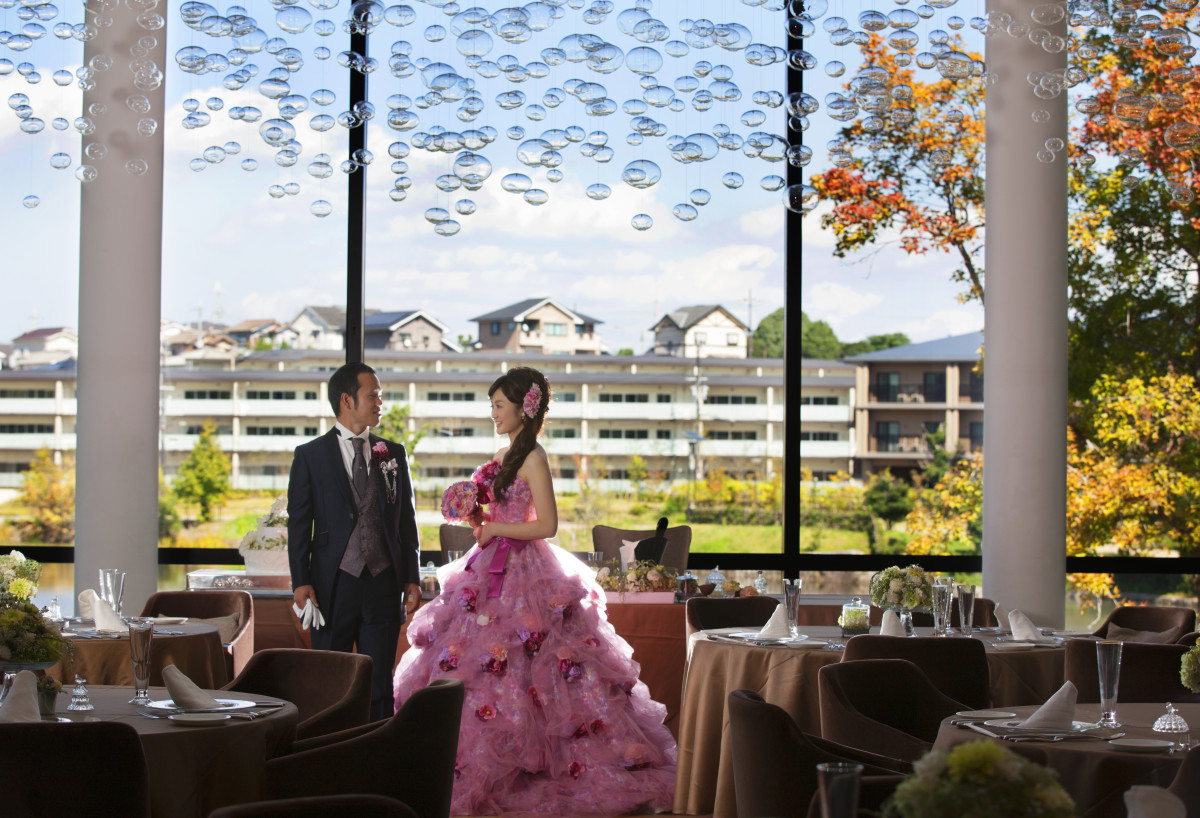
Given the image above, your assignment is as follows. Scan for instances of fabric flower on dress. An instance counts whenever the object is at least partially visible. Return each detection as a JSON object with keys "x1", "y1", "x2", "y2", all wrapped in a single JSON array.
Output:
[
  {"x1": 475, "y1": 704, "x2": 496, "y2": 721},
  {"x1": 558, "y1": 656, "x2": 582, "y2": 683},
  {"x1": 527, "y1": 686, "x2": 542, "y2": 707},
  {"x1": 568, "y1": 761, "x2": 584, "y2": 779},
  {"x1": 481, "y1": 645, "x2": 508, "y2": 676},
  {"x1": 521, "y1": 383, "x2": 542, "y2": 420},
  {"x1": 458, "y1": 587, "x2": 477, "y2": 613},
  {"x1": 623, "y1": 744, "x2": 649, "y2": 771},
  {"x1": 572, "y1": 723, "x2": 589, "y2": 739},
  {"x1": 518, "y1": 628, "x2": 547, "y2": 656},
  {"x1": 438, "y1": 645, "x2": 459, "y2": 672},
  {"x1": 590, "y1": 719, "x2": 605, "y2": 734}
]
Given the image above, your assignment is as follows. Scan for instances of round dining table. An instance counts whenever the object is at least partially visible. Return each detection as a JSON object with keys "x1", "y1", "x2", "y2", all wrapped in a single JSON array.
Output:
[
  {"x1": 53, "y1": 684, "x2": 298, "y2": 818},
  {"x1": 49, "y1": 621, "x2": 228, "y2": 689},
  {"x1": 674, "y1": 625, "x2": 1070, "y2": 818},
  {"x1": 935, "y1": 702, "x2": 1196, "y2": 818}
]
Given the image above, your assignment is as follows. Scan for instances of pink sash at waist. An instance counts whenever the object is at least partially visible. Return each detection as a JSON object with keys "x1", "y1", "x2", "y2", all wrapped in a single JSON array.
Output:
[{"x1": 465, "y1": 536, "x2": 530, "y2": 598}]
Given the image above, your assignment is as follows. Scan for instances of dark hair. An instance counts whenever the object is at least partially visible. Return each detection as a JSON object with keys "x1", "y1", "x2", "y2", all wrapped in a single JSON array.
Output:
[
  {"x1": 489, "y1": 366, "x2": 550, "y2": 499},
  {"x1": 328, "y1": 362, "x2": 376, "y2": 416}
]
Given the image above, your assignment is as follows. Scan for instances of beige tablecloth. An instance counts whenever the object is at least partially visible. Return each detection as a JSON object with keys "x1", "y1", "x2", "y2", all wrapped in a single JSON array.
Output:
[
  {"x1": 935, "y1": 702, "x2": 1194, "y2": 818},
  {"x1": 49, "y1": 623, "x2": 227, "y2": 688},
  {"x1": 674, "y1": 626, "x2": 1068, "y2": 817},
  {"x1": 58, "y1": 685, "x2": 298, "y2": 818}
]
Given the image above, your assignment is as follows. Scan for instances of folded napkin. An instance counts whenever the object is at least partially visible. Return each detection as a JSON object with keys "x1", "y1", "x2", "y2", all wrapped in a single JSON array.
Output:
[
  {"x1": 162, "y1": 664, "x2": 221, "y2": 710},
  {"x1": 619, "y1": 540, "x2": 638, "y2": 570},
  {"x1": 1125, "y1": 786, "x2": 1185, "y2": 818},
  {"x1": 92, "y1": 596, "x2": 128, "y2": 633},
  {"x1": 1009, "y1": 609, "x2": 1056, "y2": 643},
  {"x1": 291, "y1": 598, "x2": 325, "y2": 631},
  {"x1": 1021, "y1": 681, "x2": 1077, "y2": 730},
  {"x1": 756, "y1": 604, "x2": 791, "y2": 639},
  {"x1": 880, "y1": 609, "x2": 906, "y2": 637},
  {"x1": 0, "y1": 670, "x2": 41, "y2": 723},
  {"x1": 994, "y1": 603, "x2": 1009, "y2": 630},
  {"x1": 78, "y1": 588, "x2": 99, "y2": 619}
]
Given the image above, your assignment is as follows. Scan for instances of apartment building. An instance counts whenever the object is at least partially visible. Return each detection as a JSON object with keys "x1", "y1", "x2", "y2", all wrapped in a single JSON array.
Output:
[
  {"x1": 846, "y1": 332, "x2": 984, "y2": 480},
  {"x1": 798, "y1": 358, "x2": 855, "y2": 481},
  {"x1": 0, "y1": 349, "x2": 784, "y2": 497}
]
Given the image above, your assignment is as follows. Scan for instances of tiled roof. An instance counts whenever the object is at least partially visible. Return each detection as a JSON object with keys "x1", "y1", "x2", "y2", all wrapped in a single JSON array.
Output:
[
  {"x1": 844, "y1": 331, "x2": 984, "y2": 363},
  {"x1": 470, "y1": 298, "x2": 602, "y2": 325},
  {"x1": 13, "y1": 327, "x2": 73, "y2": 343}
]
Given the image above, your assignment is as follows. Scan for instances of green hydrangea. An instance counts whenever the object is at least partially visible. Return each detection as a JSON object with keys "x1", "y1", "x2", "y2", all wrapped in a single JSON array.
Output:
[{"x1": 1182, "y1": 644, "x2": 1200, "y2": 694}]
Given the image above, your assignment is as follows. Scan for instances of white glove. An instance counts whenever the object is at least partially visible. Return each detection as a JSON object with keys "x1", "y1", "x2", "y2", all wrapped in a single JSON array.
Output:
[{"x1": 292, "y1": 599, "x2": 326, "y2": 631}]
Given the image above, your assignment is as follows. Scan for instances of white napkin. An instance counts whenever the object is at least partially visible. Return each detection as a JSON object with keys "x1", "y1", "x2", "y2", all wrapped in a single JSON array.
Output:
[
  {"x1": 1125, "y1": 786, "x2": 1185, "y2": 818},
  {"x1": 1021, "y1": 681, "x2": 1077, "y2": 730},
  {"x1": 1009, "y1": 609, "x2": 1056, "y2": 643},
  {"x1": 78, "y1": 588, "x2": 98, "y2": 619},
  {"x1": 619, "y1": 540, "x2": 638, "y2": 569},
  {"x1": 994, "y1": 603, "x2": 1009, "y2": 630},
  {"x1": 92, "y1": 596, "x2": 128, "y2": 633},
  {"x1": 756, "y1": 604, "x2": 791, "y2": 639},
  {"x1": 0, "y1": 670, "x2": 42, "y2": 723},
  {"x1": 162, "y1": 664, "x2": 221, "y2": 710},
  {"x1": 291, "y1": 598, "x2": 325, "y2": 631},
  {"x1": 880, "y1": 609, "x2": 906, "y2": 637}
]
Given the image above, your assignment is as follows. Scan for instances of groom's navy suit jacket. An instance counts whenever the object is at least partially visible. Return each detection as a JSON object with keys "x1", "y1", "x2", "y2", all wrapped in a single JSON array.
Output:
[{"x1": 286, "y1": 428, "x2": 421, "y2": 619}]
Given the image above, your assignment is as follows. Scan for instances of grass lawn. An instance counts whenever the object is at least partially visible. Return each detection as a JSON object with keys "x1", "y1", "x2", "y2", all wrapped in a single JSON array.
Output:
[{"x1": 800, "y1": 526, "x2": 869, "y2": 553}]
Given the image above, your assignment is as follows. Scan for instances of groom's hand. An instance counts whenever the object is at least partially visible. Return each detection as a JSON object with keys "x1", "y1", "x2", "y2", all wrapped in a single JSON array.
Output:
[
  {"x1": 403, "y1": 582, "x2": 422, "y2": 615},
  {"x1": 294, "y1": 584, "x2": 318, "y2": 611}
]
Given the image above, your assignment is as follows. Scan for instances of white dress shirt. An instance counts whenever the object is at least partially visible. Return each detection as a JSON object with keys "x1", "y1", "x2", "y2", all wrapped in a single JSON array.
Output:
[{"x1": 333, "y1": 421, "x2": 372, "y2": 479}]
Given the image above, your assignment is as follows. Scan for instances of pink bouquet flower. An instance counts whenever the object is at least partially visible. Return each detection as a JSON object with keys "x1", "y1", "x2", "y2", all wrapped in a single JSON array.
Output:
[
  {"x1": 471, "y1": 459, "x2": 500, "y2": 504},
  {"x1": 441, "y1": 480, "x2": 480, "y2": 522}
]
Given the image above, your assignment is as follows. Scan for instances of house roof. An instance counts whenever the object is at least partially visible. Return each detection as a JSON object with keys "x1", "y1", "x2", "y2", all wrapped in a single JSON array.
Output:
[
  {"x1": 13, "y1": 327, "x2": 74, "y2": 343},
  {"x1": 470, "y1": 298, "x2": 602, "y2": 326},
  {"x1": 844, "y1": 331, "x2": 984, "y2": 363},
  {"x1": 653, "y1": 305, "x2": 749, "y2": 333},
  {"x1": 226, "y1": 319, "x2": 279, "y2": 334},
  {"x1": 800, "y1": 357, "x2": 853, "y2": 370}
]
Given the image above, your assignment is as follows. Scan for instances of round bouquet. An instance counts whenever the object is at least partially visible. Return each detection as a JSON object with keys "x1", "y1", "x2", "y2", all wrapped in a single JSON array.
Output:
[
  {"x1": 870, "y1": 564, "x2": 932, "y2": 610},
  {"x1": 0, "y1": 602, "x2": 66, "y2": 664},
  {"x1": 0, "y1": 550, "x2": 41, "y2": 608},
  {"x1": 596, "y1": 560, "x2": 679, "y2": 593},
  {"x1": 884, "y1": 740, "x2": 1074, "y2": 818},
  {"x1": 1182, "y1": 644, "x2": 1200, "y2": 693},
  {"x1": 441, "y1": 480, "x2": 481, "y2": 522}
]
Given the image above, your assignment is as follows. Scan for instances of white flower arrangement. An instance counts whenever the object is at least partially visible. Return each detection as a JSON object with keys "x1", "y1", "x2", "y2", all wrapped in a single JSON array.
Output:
[
  {"x1": 238, "y1": 497, "x2": 288, "y2": 554},
  {"x1": 870, "y1": 564, "x2": 932, "y2": 610},
  {"x1": 0, "y1": 550, "x2": 41, "y2": 607},
  {"x1": 1182, "y1": 644, "x2": 1200, "y2": 694}
]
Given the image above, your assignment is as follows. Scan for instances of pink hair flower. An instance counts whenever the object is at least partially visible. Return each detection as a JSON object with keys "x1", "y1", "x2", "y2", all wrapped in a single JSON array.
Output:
[{"x1": 521, "y1": 383, "x2": 542, "y2": 419}]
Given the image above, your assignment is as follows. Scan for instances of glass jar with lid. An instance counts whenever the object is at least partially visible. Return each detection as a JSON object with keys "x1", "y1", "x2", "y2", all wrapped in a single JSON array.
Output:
[{"x1": 840, "y1": 596, "x2": 870, "y2": 638}]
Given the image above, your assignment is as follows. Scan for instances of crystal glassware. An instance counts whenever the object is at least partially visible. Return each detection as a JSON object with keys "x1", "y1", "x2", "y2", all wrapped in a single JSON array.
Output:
[
  {"x1": 931, "y1": 582, "x2": 952, "y2": 637},
  {"x1": 1154, "y1": 702, "x2": 1190, "y2": 752},
  {"x1": 816, "y1": 762, "x2": 862, "y2": 818},
  {"x1": 128, "y1": 620, "x2": 154, "y2": 705},
  {"x1": 68, "y1": 675, "x2": 94, "y2": 711},
  {"x1": 783, "y1": 578, "x2": 802, "y2": 638},
  {"x1": 1097, "y1": 640, "x2": 1123, "y2": 728},
  {"x1": 956, "y1": 584, "x2": 976, "y2": 636},
  {"x1": 98, "y1": 568, "x2": 126, "y2": 616}
]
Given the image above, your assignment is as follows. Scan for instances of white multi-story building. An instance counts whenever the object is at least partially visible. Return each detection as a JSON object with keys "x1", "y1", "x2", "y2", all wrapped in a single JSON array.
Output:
[
  {"x1": 0, "y1": 349, "x2": 784, "y2": 498},
  {"x1": 799, "y1": 358, "x2": 856, "y2": 481}
]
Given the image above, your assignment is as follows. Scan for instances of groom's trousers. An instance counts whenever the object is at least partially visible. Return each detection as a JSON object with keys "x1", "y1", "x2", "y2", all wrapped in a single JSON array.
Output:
[{"x1": 313, "y1": 564, "x2": 401, "y2": 721}]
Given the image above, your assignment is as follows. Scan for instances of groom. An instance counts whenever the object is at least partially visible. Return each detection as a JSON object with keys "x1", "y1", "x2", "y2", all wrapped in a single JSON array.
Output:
[{"x1": 288, "y1": 362, "x2": 422, "y2": 720}]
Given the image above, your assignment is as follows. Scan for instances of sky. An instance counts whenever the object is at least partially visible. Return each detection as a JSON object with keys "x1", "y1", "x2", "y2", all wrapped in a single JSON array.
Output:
[{"x1": 0, "y1": 0, "x2": 791, "y2": 356}]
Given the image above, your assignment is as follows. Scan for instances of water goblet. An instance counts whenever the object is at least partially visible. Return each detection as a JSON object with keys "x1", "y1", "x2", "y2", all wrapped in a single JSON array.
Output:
[
  {"x1": 1097, "y1": 640, "x2": 1123, "y2": 728},
  {"x1": 956, "y1": 584, "x2": 976, "y2": 636},
  {"x1": 783, "y1": 578, "x2": 802, "y2": 638},
  {"x1": 930, "y1": 582, "x2": 952, "y2": 638},
  {"x1": 99, "y1": 568, "x2": 126, "y2": 616}
]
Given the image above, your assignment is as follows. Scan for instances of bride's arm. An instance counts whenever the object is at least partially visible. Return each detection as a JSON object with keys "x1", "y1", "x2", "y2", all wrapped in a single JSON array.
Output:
[{"x1": 474, "y1": 447, "x2": 558, "y2": 544}]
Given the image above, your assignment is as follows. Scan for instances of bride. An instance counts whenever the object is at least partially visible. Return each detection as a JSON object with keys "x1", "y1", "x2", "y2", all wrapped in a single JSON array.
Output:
[{"x1": 393, "y1": 366, "x2": 676, "y2": 815}]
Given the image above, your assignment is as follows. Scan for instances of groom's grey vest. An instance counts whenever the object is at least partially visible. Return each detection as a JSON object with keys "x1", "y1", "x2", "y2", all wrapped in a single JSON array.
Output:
[{"x1": 340, "y1": 462, "x2": 391, "y2": 578}]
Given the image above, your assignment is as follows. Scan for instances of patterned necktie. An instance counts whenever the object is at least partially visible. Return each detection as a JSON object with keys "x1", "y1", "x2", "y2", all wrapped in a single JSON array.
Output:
[{"x1": 352, "y1": 436, "x2": 368, "y2": 495}]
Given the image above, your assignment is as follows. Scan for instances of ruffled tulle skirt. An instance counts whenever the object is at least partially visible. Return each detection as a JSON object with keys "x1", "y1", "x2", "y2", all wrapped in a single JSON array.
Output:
[{"x1": 393, "y1": 538, "x2": 677, "y2": 815}]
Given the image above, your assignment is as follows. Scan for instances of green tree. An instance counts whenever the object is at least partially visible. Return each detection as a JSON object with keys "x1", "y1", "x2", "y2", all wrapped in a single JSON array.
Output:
[
  {"x1": 800, "y1": 312, "x2": 841, "y2": 359},
  {"x1": 173, "y1": 420, "x2": 231, "y2": 522},
  {"x1": 862, "y1": 470, "x2": 913, "y2": 529},
  {"x1": 617, "y1": 348, "x2": 635, "y2": 356},
  {"x1": 158, "y1": 471, "x2": 182, "y2": 543},
  {"x1": 916, "y1": 428, "x2": 962, "y2": 489},
  {"x1": 375, "y1": 404, "x2": 433, "y2": 472},
  {"x1": 14, "y1": 448, "x2": 74, "y2": 543},
  {"x1": 627, "y1": 454, "x2": 649, "y2": 499},
  {"x1": 841, "y1": 333, "x2": 911, "y2": 357},
  {"x1": 753, "y1": 308, "x2": 784, "y2": 358}
]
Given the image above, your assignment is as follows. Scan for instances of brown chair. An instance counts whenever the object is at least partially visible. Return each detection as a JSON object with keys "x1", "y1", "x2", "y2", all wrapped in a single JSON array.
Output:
[
  {"x1": 265, "y1": 678, "x2": 464, "y2": 818},
  {"x1": 1091, "y1": 606, "x2": 1196, "y2": 643},
  {"x1": 0, "y1": 721, "x2": 151, "y2": 817},
  {"x1": 1168, "y1": 744, "x2": 1200, "y2": 807},
  {"x1": 438, "y1": 523, "x2": 475, "y2": 555},
  {"x1": 140, "y1": 589, "x2": 254, "y2": 681},
  {"x1": 591, "y1": 523, "x2": 691, "y2": 572},
  {"x1": 208, "y1": 794, "x2": 417, "y2": 818},
  {"x1": 728, "y1": 688, "x2": 908, "y2": 818},
  {"x1": 1064, "y1": 638, "x2": 1200, "y2": 704},
  {"x1": 222, "y1": 648, "x2": 373, "y2": 741},
  {"x1": 685, "y1": 595, "x2": 780, "y2": 639},
  {"x1": 1178, "y1": 632, "x2": 1200, "y2": 646},
  {"x1": 841, "y1": 634, "x2": 992, "y2": 710},
  {"x1": 819, "y1": 658, "x2": 968, "y2": 763}
]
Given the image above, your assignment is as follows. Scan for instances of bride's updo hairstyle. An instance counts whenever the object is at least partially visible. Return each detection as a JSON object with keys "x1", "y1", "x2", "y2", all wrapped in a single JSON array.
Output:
[{"x1": 490, "y1": 366, "x2": 550, "y2": 500}]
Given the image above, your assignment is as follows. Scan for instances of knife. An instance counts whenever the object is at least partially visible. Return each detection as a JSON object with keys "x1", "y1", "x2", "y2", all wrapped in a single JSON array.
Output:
[{"x1": 964, "y1": 722, "x2": 1005, "y2": 740}]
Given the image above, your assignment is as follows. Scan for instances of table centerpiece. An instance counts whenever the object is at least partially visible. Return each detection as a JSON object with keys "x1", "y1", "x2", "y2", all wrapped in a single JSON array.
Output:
[
  {"x1": 237, "y1": 496, "x2": 290, "y2": 575},
  {"x1": 0, "y1": 551, "x2": 69, "y2": 702},
  {"x1": 596, "y1": 559, "x2": 680, "y2": 604},
  {"x1": 869, "y1": 564, "x2": 933, "y2": 636},
  {"x1": 1182, "y1": 643, "x2": 1200, "y2": 694}
]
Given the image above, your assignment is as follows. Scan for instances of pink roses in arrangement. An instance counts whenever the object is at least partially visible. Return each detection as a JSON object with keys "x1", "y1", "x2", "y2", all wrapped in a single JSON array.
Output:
[{"x1": 439, "y1": 459, "x2": 501, "y2": 522}]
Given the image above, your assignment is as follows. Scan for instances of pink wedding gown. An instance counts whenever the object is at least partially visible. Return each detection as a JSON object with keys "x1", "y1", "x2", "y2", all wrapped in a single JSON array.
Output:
[{"x1": 393, "y1": 474, "x2": 677, "y2": 815}]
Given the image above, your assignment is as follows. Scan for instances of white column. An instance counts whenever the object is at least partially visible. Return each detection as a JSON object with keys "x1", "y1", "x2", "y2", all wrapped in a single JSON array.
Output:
[
  {"x1": 75, "y1": 3, "x2": 166, "y2": 614},
  {"x1": 982, "y1": 0, "x2": 1068, "y2": 626}
]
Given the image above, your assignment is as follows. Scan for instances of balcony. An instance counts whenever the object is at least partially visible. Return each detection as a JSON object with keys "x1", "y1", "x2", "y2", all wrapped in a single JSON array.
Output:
[
  {"x1": 0, "y1": 433, "x2": 73, "y2": 450},
  {"x1": 800, "y1": 440, "x2": 853, "y2": 459},
  {"x1": 0, "y1": 398, "x2": 61, "y2": 415},
  {"x1": 867, "y1": 386, "x2": 947, "y2": 405},
  {"x1": 237, "y1": 399, "x2": 324, "y2": 418},
  {"x1": 417, "y1": 436, "x2": 496, "y2": 455},
  {"x1": 865, "y1": 436, "x2": 932, "y2": 456},
  {"x1": 800, "y1": 404, "x2": 851, "y2": 423},
  {"x1": 410, "y1": 400, "x2": 487, "y2": 419},
  {"x1": 700, "y1": 403, "x2": 783, "y2": 423},
  {"x1": 164, "y1": 399, "x2": 235, "y2": 418}
]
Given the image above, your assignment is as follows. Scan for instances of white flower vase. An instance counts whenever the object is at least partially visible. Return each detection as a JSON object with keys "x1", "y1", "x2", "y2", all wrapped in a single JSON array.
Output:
[{"x1": 242, "y1": 549, "x2": 290, "y2": 575}]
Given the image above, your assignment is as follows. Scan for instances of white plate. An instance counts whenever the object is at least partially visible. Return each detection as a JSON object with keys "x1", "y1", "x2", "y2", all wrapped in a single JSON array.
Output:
[
  {"x1": 991, "y1": 642, "x2": 1037, "y2": 651},
  {"x1": 984, "y1": 719, "x2": 1101, "y2": 733},
  {"x1": 145, "y1": 698, "x2": 256, "y2": 712},
  {"x1": 957, "y1": 710, "x2": 1017, "y2": 719},
  {"x1": 169, "y1": 713, "x2": 231, "y2": 726},
  {"x1": 1108, "y1": 738, "x2": 1174, "y2": 753},
  {"x1": 727, "y1": 631, "x2": 808, "y2": 643},
  {"x1": 148, "y1": 616, "x2": 188, "y2": 625},
  {"x1": 786, "y1": 639, "x2": 828, "y2": 650}
]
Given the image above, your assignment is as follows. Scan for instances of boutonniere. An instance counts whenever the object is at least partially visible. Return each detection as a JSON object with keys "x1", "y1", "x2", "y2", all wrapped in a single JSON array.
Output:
[{"x1": 372, "y1": 441, "x2": 399, "y2": 503}]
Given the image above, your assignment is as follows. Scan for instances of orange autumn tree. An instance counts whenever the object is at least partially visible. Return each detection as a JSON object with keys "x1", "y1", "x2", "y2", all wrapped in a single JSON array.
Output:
[{"x1": 807, "y1": 35, "x2": 987, "y2": 303}]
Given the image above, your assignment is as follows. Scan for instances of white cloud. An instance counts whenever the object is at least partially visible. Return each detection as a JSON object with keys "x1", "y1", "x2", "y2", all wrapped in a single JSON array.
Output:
[
  {"x1": 898, "y1": 309, "x2": 984, "y2": 343},
  {"x1": 739, "y1": 205, "x2": 783, "y2": 238},
  {"x1": 804, "y1": 281, "x2": 883, "y2": 330}
]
